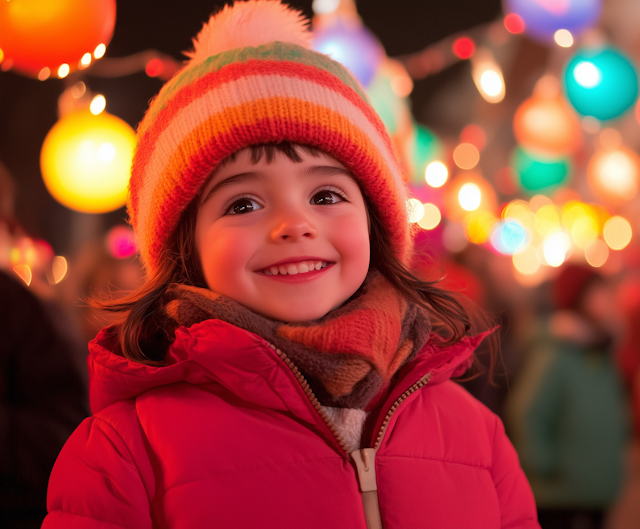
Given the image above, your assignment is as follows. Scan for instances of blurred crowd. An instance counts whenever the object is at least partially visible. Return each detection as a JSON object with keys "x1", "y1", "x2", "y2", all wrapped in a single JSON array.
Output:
[{"x1": 1, "y1": 160, "x2": 639, "y2": 529}]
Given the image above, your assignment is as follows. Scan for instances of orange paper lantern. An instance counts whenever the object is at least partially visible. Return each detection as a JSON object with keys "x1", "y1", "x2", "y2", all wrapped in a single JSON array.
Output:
[
  {"x1": 513, "y1": 95, "x2": 582, "y2": 156},
  {"x1": 0, "y1": 0, "x2": 116, "y2": 77}
]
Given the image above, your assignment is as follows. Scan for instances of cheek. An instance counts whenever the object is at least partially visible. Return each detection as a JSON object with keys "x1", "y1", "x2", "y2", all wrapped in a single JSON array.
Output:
[
  {"x1": 332, "y1": 214, "x2": 371, "y2": 272},
  {"x1": 197, "y1": 227, "x2": 253, "y2": 287}
]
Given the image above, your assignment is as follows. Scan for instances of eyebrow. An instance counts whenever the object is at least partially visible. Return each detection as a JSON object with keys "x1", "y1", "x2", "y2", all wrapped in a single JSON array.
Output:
[
  {"x1": 200, "y1": 164, "x2": 355, "y2": 205},
  {"x1": 200, "y1": 171, "x2": 266, "y2": 205}
]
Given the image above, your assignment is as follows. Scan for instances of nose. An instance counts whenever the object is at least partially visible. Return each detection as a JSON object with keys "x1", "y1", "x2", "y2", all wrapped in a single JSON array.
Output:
[{"x1": 270, "y1": 207, "x2": 318, "y2": 242}]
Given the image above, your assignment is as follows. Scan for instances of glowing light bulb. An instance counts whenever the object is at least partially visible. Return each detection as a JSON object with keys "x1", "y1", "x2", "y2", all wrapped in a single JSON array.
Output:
[
  {"x1": 573, "y1": 61, "x2": 602, "y2": 88},
  {"x1": 603, "y1": 216, "x2": 632, "y2": 250},
  {"x1": 472, "y1": 50, "x2": 505, "y2": 103},
  {"x1": 90, "y1": 95, "x2": 106, "y2": 115},
  {"x1": 417, "y1": 203, "x2": 441, "y2": 230},
  {"x1": 94, "y1": 43, "x2": 106, "y2": 59},
  {"x1": 459, "y1": 183, "x2": 482, "y2": 211},
  {"x1": 406, "y1": 198, "x2": 425, "y2": 224},
  {"x1": 554, "y1": 29, "x2": 573, "y2": 48},
  {"x1": 80, "y1": 52, "x2": 92, "y2": 68},
  {"x1": 425, "y1": 161, "x2": 448, "y2": 187},
  {"x1": 57, "y1": 63, "x2": 70, "y2": 78}
]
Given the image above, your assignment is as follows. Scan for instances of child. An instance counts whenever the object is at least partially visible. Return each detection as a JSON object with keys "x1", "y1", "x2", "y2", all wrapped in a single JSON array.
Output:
[{"x1": 42, "y1": 2, "x2": 539, "y2": 528}]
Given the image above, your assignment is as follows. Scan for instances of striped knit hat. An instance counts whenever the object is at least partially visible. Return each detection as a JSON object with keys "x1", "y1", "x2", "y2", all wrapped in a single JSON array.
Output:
[{"x1": 129, "y1": 0, "x2": 410, "y2": 277}]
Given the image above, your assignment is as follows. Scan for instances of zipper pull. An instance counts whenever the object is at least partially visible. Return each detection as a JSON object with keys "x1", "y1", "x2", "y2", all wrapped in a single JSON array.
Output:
[
  {"x1": 351, "y1": 448, "x2": 378, "y2": 492},
  {"x1": 351, "y1": 449, "x2": 383, "y2": 529}
]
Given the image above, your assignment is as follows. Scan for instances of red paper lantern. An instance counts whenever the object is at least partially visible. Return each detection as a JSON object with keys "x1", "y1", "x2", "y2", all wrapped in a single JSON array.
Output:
[{"x1": 0, "y1": 0, "x2": 116, "y2": 78}]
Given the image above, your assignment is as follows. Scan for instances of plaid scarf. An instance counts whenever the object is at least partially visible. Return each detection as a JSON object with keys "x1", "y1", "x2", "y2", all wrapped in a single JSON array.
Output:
[{"x1": 161, "y1": 271, "x2": 431, "y2": 409}]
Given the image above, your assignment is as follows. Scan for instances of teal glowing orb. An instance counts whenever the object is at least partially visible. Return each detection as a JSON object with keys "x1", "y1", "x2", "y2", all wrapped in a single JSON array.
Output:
[
  {"x1": 511, "y1": 147, "x2": 572, "y2": 193},
  {"x1": 491, "y1": 220, "x2": 529, "y2": 255},
  {"x1": 563, "y1": 47, "x2": 639, "y2": 121}
]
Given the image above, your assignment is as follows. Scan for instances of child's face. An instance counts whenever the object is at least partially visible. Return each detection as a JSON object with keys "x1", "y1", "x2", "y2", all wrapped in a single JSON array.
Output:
[{"x1": 195, "y1": 147, "x2": 370, "y2": 322}]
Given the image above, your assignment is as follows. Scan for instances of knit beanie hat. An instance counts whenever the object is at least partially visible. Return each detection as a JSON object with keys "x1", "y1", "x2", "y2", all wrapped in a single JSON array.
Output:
[{"x1": 128, "y1": 0, "x2": 409, "y2": 277}]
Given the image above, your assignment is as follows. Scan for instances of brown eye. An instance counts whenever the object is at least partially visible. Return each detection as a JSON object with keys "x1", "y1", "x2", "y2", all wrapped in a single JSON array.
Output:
[
  {"x1": 312, "y1": 190, "x2": 342, "y2": 205},
  {"x1": 227, "y1": 198, "x2": 261, "y2": 215}
]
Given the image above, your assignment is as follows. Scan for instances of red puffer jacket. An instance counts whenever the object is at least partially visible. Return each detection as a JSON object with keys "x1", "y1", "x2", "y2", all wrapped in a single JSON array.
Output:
[{"x1": 43, "y1": 319, "x2": 539, "y2": 529}]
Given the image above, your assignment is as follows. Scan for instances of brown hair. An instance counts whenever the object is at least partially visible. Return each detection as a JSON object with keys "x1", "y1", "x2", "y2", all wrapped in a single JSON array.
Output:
[{"x1": 95, "y1": 142, "x2": 497, "y2": 373}]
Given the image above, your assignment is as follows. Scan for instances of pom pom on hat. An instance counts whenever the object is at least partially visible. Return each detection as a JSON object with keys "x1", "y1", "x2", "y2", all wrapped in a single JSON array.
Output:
[
  {"x1": 184, "y1": 0, "x2": 312, "y2": 65},
  {"x1": 129, "y1": 0, "x2": 410, "y2": 277}
]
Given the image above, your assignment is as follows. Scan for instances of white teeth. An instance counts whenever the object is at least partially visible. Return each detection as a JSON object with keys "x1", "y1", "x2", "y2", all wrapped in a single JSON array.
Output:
[{"x1": 263, "y1": 260, "x2": 330, "y2": 275}]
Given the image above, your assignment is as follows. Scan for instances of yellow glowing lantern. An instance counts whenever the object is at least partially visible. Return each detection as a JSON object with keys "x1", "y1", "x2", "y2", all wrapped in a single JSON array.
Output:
[
  {"x1": 587, "y1": 147, "x2": 640, "y2": 204},
  {"x1": 40, "y1": 109, "x2": 136, "y2": 213},
  {"x1": 513, "y1": 95, "x2": 582, "y2": 156}
]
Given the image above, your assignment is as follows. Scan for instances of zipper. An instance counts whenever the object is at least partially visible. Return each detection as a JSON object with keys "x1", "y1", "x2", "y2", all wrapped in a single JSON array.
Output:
[
  {"x1": 269, "y1": 344, "x2": 353, "y2": 454},
  {"x1": 270, "y1": 343, "x2": 431, "y2": 529}
]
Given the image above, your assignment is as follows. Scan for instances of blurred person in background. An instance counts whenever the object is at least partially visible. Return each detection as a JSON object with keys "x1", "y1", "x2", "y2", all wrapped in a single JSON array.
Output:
[
  {"x1": 506, "y1": 264, "x2": 629, "y2": 529},
  {"x1": 606, "y1": 275, "x2": 640, "y2": 529},
  {"x1": 0, "y1": 162, "x2": 89, "y2": 528}
]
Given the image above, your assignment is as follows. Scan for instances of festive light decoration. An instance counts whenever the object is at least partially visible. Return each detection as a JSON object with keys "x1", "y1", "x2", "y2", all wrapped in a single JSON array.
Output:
[
  {"x1": 585, "y1": 238, "x2": 608, "y2": 267},
  {"x1": 554, "y1": 29, "x2": 574, "y2": 48},
  {"x1": 563, "y1": 46, "x2": 639, "y2": 121},
  {"x1": 542, "y1": 231, "x2": 571, "y2": 267},
  {"x1": 471, "y1": 49, "x2": 505, "y2": 103},
  {"x1": 313, "y1": 19, "x2": 384, "y2": 87},
  {"x1": 511, "y1": 147, "x2": 571, "y2": 193},
  {"x1": 513, "y1": 95, "x2": 582, "y2": 155},
  {"x1": 503, "y1": 0, "x2": 602, "y2": 44},
  {"x1": 417, "y1": 203, "x2": 441, "y2": 230},
  {"x1": 453, "y1": 143, "x2": 480, "y2": 170},
  {"x1": 50, "y1": 256, "x2": 68, "y2": 284},
  {"x1": 444, "y1": 172, "x2": 497, "y2": 221},
  {"x1": 587, "y1": 146, "x2": 640, "y2": 203},
  {"x1": 491, "y1": 220, "x2": 529, "y2": 255},
  {"x1": 452, "y1": 37, "x2": 475, "y2": 60},
  {"x1": 425, "y1": 161, "x2": 448, "y2": 188},
  {"x1": 503, "y1": 13, "x2": 526, "y2": 34},
  {"x1": 513, "y1": 245, "x2": 540, "y2": 275},
  {"x1": 106, "y1": 225, "x2": 137, "y2": 259},
  {"x1": 40, "y1": 109, "x2": 136, "y2": 214},
  {"x1": 464, "y1": 211, "x2": 497, "y2": 244},
  {"x1": 603, "y1": 216, "x2": 632, "y2": 250},
  {"x1": 0, "y1": 0, "x2": 116, "y2": 77}
]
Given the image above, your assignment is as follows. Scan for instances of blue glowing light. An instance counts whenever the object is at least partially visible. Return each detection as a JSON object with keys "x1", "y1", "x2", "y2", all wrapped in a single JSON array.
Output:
[
  {"x1": 313, "y1": 20, "x2": 384, "y2": 88},
  {"x1": 503, "y1": 0, "x2": 602, "y2": 43},
  {"x1": 491, "y1": 220, "x2": 529, "y2": 255},
  {"x1": 563, "y1": 47, "x2": 639, "y2": 121}
]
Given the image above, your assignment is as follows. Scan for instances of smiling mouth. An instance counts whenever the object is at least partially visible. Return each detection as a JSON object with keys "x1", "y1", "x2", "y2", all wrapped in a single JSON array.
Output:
[{"x1": 261, "y1": 260, "x2": 330, "y2": 276}]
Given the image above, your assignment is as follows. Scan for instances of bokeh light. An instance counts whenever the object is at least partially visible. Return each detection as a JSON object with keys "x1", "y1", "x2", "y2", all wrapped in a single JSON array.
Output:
[
  {"x1": 472, "y1": 51, "x2": 506, "y2": 103},
  {"x1": 603, "y1": 216, "x2": 632, "y2": 250},
  {"x1": 460, "y1": 124, "x2": 487, "y2": 151},
  {"x1": 504, "y1": 13, "x2": 525, "y2": 34},
  {"x1": 90, "y1": 94, "x2": 106, "y2": 115},
  {"x1": 57, "y1": 63, "x2": 70, "y2": 78},
  {"x1": 492, "y1": 220, "x2": 529, "y2": 255},
  {"x1": 425, "y1": 161, "x2": 448, "y2": 187},
  {"x1": 512, "y1": 147, "x2": 571, "y2": 193},
  {"x1": 13, "y1": 264, "x2": 32, "y2": 286},
  {"x1": 542, "y1": 231, "x2": 571, "y2": 267},
  {"x1": 564, "y1": 47, "x2": 639, "y2": 121},
  {"x1": 513, "y1": 95, "x2": 582, "y2": 155},
  {"x1": 40, "y1": 109, "x2": 136, "y2": 213},
  {"x1": 94, "y1": 43, "x2": 107, "y2": 59},
  {"x1": 452, "y1": 37, "x2": 475, "y2": 59},
  {"x1": 554, "y1": 29, "x2": 574, "y2": 48},
  {"x1": 513, "y1": 245, "x2": 540, "y2": 275},
  {"x1": 535, "y1": 204, "x2": 561, "y2": 236},
  {"x1": 587, "y1": 147, "x2": 639, "y2": 203},
  {"x1": 313, "y1": 19, "x2": 384, "y2": 88},
  {"x1": 459, "y1": 183, "x2": 482, "y2": 211},
  {"x1": 465, "y1": 211, "x2": 497, "y2": 244},
  {"x1": 0, "y1": 0, "x2": 115, "y2": 77},
  {"x1": 51, "y1": 256, "x2": 68, "y2": 284},
  {"x1": 417, "y1": 203, "x2": 442, "y2": 230},
  {"x1": 453, "y1": 143, "x2": 480, "y2": 169},
  {"x1": 503, "y1": 0, "x2": 602, "y2": 43},
  {"x1": 106, "y1": 225, "x2": 137, "y2": 259},
  {"x1": 585, "y1": 238, "x2": 609, "y2": 267}
]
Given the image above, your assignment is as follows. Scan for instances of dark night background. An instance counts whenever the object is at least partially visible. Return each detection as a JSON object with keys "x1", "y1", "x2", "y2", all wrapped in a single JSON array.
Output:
[{"x1": 0, "y1": 0, "x2": 502, "y2": 256}]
